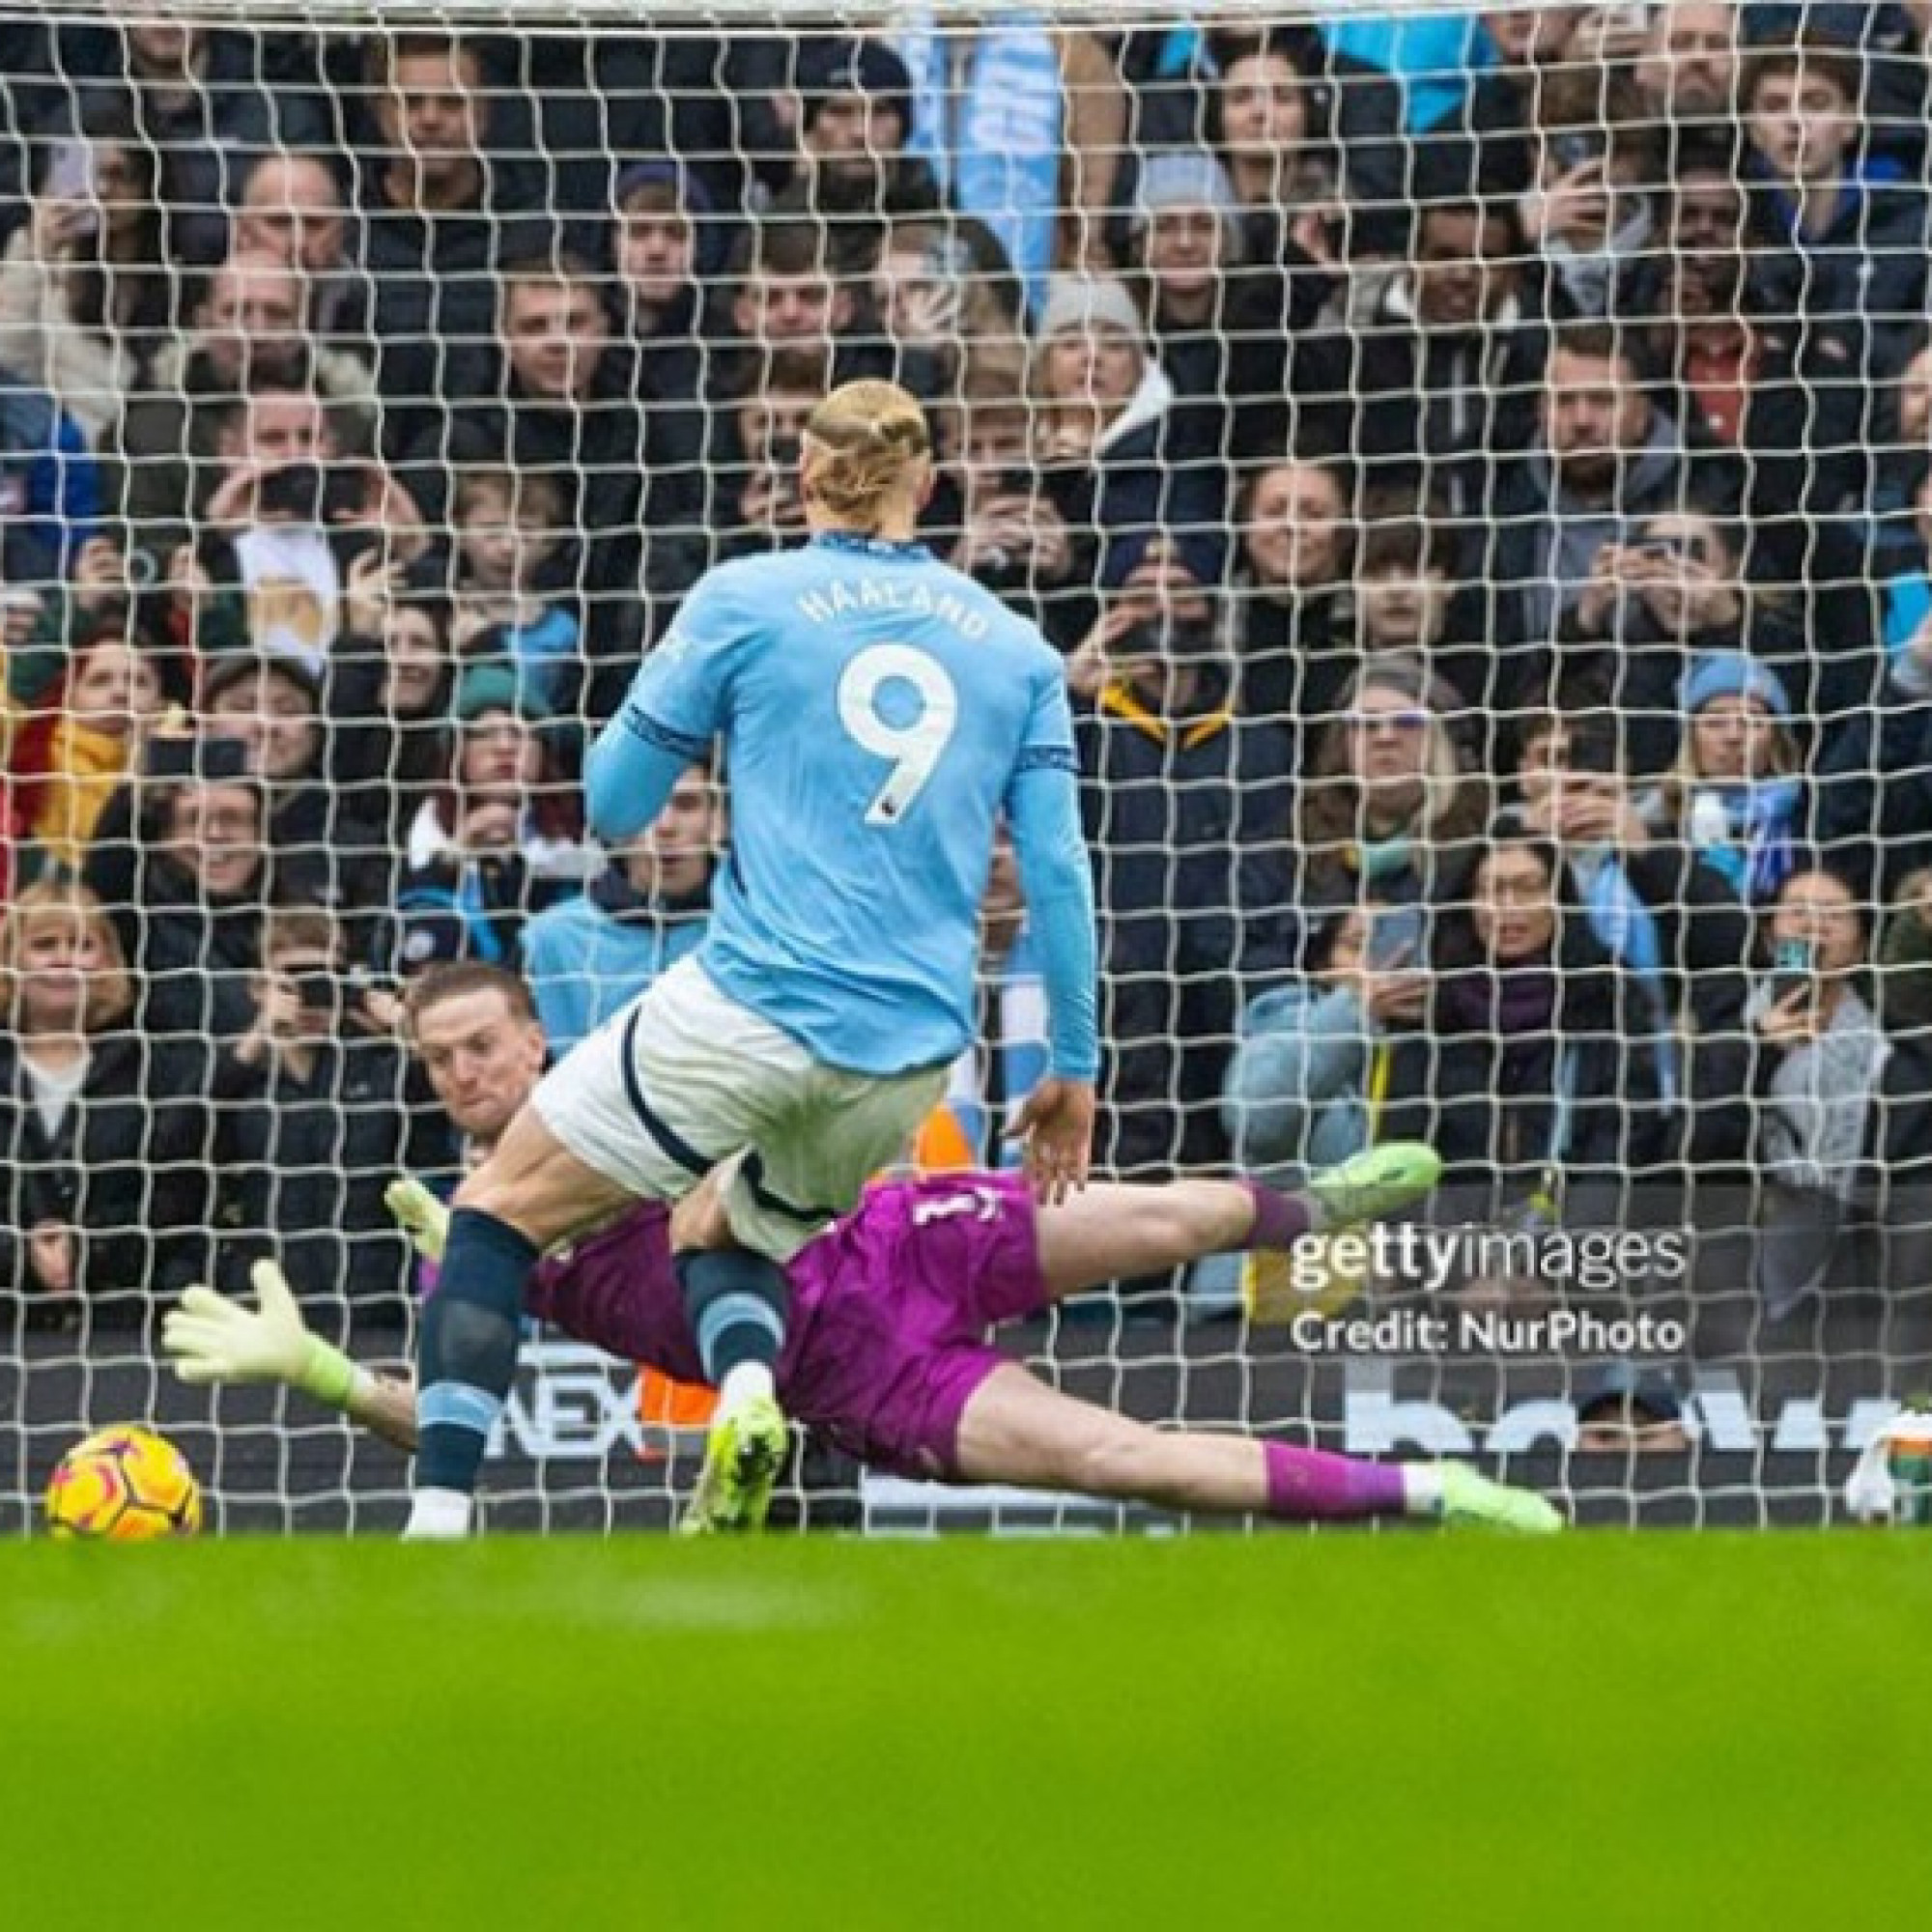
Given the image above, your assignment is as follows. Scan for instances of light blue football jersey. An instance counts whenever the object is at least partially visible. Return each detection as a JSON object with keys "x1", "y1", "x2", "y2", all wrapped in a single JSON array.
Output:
[{"x1": 608, "y1": 532, "x2": 1084, "y2": 1077}]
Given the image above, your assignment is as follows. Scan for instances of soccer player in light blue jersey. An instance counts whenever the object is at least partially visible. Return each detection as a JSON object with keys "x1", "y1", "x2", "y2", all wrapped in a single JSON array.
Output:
[{"x1": 404, "y1": 380, "x2": 1101, "y2": 1539}]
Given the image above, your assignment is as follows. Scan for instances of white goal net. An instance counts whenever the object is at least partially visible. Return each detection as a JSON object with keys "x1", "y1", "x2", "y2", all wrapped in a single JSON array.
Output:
[{"x1": 2, "y1": 1, "x2": 1927, "y2": 1533}]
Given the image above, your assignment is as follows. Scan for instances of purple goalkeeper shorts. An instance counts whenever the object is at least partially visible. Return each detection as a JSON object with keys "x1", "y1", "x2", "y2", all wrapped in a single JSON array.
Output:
[{"x1": 525, "y1": 1172, "x2": 1049, "y2": 1482}]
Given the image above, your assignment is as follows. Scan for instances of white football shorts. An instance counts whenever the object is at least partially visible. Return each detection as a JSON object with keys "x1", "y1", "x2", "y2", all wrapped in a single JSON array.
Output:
[{"x1": 529, "y1": 954, "x2": 948, "y2": 1261}]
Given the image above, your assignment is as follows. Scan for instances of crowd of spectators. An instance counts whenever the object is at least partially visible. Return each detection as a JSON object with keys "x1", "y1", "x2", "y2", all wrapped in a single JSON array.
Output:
[{"x1": 2, "y1": 8, "x2": 1932, "y2": 1359}]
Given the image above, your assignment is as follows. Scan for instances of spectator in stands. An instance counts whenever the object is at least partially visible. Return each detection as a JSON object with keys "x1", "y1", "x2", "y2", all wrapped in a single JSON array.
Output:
[
  {"x1": 200, "y1": 650, "x2": 390, "y2": 933},
  {"x1": 1488, "y1": 320, "x2": 1734, "y2": 713},
  {"x1": 218, "y1": 903, "x2": 417, "y2": 1335},
  {"x1": 1812, "y1": 545, "x2": 1932, "y2": 900},
  {"x1": 1225, "y1": 900, "x2": 1419, "y2": 1178},
  {"x1": 1859, "y1": 331, "x2": 1932, "y2": 569},
  {"x1": 390, "y1": 665, "x2": 582, "y2": 973},
  {"x1": 448, "y1": 466, "x2": 579, "y2": 714},
  {"x1": 611, "y1": 160, "x2": 720, "y2": 354},
  {"x1": 0, "y1": 101, "x2": 173, "y2": 449},
  {"x1": 1636, "y1": 2, "x2": 1744, "y2": 133},
  {"x1": 519, "y1": 764, "x2": 721, "y2": 1057},
  {"x1": 720, "y1": 216, "x2": 886, "y2": 403},
  {"x1": 83, "y1": 747, "x2": 269, "y2": 1045},
  {"x1": 0, "y1": 879, "x2": 216, "y2": 1319},
  {"x1": 1645, "y1": 159, "x2": 1824, "y2": 467},
  {"x1": 1752, "y1": 4, "x2": 1932, "y2": 179},
  {"x1": 1337, "y1": 194, "x2": 1540, "y2": 517},
  {"x1": 327, "y1": 551, "x2": 453, "y2": 851},
  {"x1": 1742, "y1": 34, "x2": 1931, "y2": 374},
  {"x1": 1744, "y1": 863, "x2": 1932, "y2": 1321},
  {"x1": 1226, "y1": 453, "x2": 1351, "y2": 727},
  {"x1": 936, "y1": 349, "x2": 1088, "y2": 649},
  {"x1": 1649, "y1": 129, "x2": 1872, "y2": 572},
  {"x1": 1032, "y1": 274, "x2": 1223, "y2": 608},
  {"x1": 355, "y1": 33, "x2": 536, "y2": 459},
  {"x1": 1350, "y1": 511, "x2": 1491, "y2": 713},
  {"x1": 1879, "y1": 865, "x2": 1932, "y2": 1037},
  {"x1": 232, "y1": 152, "x2": 367, "y2": 344},
  {"x1": 609, "y1": 159, "x2": 717, "y2": 550},
  {"x1": 1507, "y1": 712, "x2": 1754, "y2": 1157},
  {"x1": 1662, "y1": 133, "x2": 1751, "y2": 317},
  {"x1": 1122, "y1": 153, "x2": 1292, "y2": 483},
  {"x1": 1556, "y1": 511, "x2": 1809, "y2": 775},
  {"x1": 781, "y1": 38, "x2": 942, "y2": 275},
  {"x1": 1378, "y1": 831, "x2": 1671, "y2": 1230},
  {"x1": 187, "y1": 374, "x2": 425, "y2": 677},
  {"x1": 1075, "y1": 531, "x2": 1294, "y2": 1179},
  {"x1": 718, "y1": 346, "x2": 827, "y2": 559},
  {"x1": 870, "y1": 213, "x2": 1024, "y2": 404},
  {"x1": 1647, "y1": 650, "x2": 1806, "y2": 907},
  {"x1": 1293, "y1": 653, "x2": 1490, "y2": 912},
  {"x1": 1205, "y1": 35, "x2": 1341, "y2": 279},
  {"x1": 7, "y1": 630, "x2": 167, "y2": 878},
  {"x1": 1518, "y1": 71, "x2": 1662, "y2": 324},
  {"x1": 1572, "y1": 1365, "x2": 1696, "y2": 1455},
  {"x1": 0, "y1": 526, "x2": 158, "y2": 715},
  {"x1": 112, "y1": 246, "x2": 380, "y2": 569}
]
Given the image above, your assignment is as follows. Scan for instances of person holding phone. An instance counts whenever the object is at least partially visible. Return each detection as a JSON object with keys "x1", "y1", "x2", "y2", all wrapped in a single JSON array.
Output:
[
  {"x1": 1224, "y1": 899, "x2": 1426, "y2": 1180},
  {"x1": 185, "y1": 373, "x2": 426, "y2": 680},
  {"x1": 1518, "y1": 71, "x2": 1660, "y2": 323},
  {"x1": 939, "y1": 363, "x2": 1086, "y2": 647},
  {"x1": 1562, "y1": 514, "x2": 1807, "y2": 777},
  {"x1": 1744, "y1": 865, "x2": 1932, "y2": 1322},
  {"x1": 0, "y1": 102, "x2": 173, "y2": 448},
  {"x1": 1653, "y1": 650, "x2": 1810, "y2": 907}
]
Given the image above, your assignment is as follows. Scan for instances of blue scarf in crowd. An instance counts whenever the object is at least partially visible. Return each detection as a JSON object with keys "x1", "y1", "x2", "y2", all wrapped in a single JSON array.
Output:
[
  {"x1": 1690, "y1": 780, "x2": 1804, "y2": 903},
  {"x1": 1578, "y1": 848, "x2": 1678, "y2": 1102},
  {"x1": 896, "y1": 15, "x2": 1063, "y2": 319}
]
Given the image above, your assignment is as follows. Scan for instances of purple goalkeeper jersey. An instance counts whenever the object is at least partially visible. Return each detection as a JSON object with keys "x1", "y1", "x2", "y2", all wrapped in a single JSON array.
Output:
[{"x1": 524, "y1": 1171, "x2": 1048, "y2": 1479}]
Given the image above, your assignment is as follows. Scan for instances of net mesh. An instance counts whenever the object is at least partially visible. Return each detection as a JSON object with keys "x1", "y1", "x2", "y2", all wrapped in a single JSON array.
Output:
[{"x1": 0, "y1": 2, "x2": 1926, "y2": 1532}]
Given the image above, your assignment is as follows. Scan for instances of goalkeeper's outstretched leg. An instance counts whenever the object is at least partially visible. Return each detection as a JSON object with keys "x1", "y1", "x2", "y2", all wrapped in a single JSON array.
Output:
[{"x1": 952, "y1": 1156, "x2": 1561, "y2": 1533}]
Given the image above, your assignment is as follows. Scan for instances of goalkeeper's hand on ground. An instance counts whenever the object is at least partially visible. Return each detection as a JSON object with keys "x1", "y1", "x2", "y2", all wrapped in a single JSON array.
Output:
[
  {"x1": 385, "y1": 1174, "x2": 451, "y2": 1262},
  {"x1": 163, "y1": 1261, "x2": 363, "y2": 1411}
]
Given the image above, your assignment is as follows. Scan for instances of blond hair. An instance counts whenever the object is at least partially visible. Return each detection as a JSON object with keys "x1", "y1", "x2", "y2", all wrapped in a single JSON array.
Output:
[
  {"x1": 802, "y1": 381, "x2": 932, "y2": 528},
  {"x1": 0, "y1": 880, "x2": 134, "y2": 1035}
]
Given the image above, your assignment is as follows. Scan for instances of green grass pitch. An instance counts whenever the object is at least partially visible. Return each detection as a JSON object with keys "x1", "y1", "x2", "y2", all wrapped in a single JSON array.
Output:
[{"x1": 3, "y1": 1535, "x2": 1927, "y2": 1928}]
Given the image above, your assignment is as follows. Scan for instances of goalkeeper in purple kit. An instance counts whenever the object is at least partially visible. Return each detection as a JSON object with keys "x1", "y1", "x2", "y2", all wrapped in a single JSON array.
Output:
[{"x1": 168, "y1": 1157, "x2": 1560, "y2": 1533}]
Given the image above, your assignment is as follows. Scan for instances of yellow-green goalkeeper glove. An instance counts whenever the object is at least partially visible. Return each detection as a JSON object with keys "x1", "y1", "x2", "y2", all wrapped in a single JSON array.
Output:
[
  {"x1": 163, "y1": 1261, "x2": 366, "y2": 1411},
  {"x1": 385, "y1": 1174, "x2": 451, "y2": 1263}
]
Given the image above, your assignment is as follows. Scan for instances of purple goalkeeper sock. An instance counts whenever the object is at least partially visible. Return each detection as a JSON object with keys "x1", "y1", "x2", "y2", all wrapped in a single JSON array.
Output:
[
  {"x1": 1242, "y1": 1179, "x2": 1315, "y2": 1250},
  {"x1": 1263, "y1": 1441, "x2": 1407, "y2": 1520}
]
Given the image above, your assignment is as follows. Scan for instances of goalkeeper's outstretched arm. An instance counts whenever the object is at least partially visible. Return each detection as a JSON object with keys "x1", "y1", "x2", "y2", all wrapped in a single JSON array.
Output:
[{"x1": 160, "y1": 1185, "x2": 448, "y2": 1453}]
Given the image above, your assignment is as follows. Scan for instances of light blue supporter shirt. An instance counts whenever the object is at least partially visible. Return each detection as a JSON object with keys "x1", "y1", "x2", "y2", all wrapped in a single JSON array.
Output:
[{"x1": 585, "y1": 532, "x2": 1099, "y2": 1082}]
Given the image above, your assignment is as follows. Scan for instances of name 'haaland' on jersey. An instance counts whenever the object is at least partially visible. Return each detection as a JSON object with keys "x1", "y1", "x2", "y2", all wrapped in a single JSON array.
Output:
[{"x1": 792, "y1": 572, "x2": 992, "y2": 639}]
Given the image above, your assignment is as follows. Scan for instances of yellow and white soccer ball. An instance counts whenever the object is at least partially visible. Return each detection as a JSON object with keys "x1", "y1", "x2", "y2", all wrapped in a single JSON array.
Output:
[{"x1": 44, "y1": 1425, "x2": 203, "y2": 1542}]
